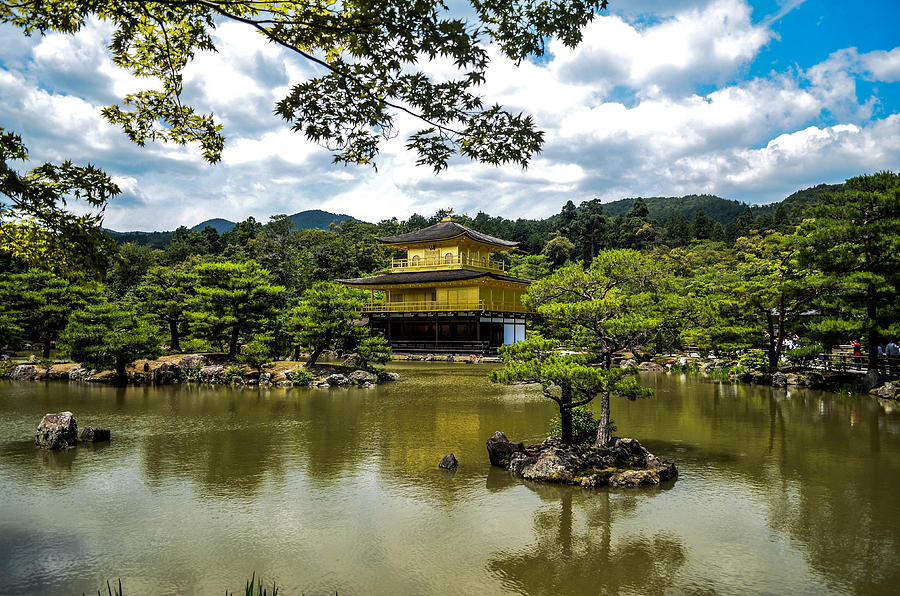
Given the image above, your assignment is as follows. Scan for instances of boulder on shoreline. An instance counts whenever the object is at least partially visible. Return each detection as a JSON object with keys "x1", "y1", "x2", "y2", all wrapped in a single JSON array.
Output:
[
  {"x1": 871, "y1": 381, "x2": 900, "y2": 399},
  {"x1": 637, "y1": 361, "x2": 665, "y2": 372},
  {"x1": 486, "y1": 431, "x2": 526, "y2": 468},
  {"x1": 36, "y1": 412, "x2": 78, "y2": 449},
  {"x1": 490, "y1": 433, "x2": 677, "y2": 489}
]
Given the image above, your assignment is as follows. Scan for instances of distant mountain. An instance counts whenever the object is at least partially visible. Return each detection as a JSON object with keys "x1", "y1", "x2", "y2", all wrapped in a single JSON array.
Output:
[
  {"x1": 106, "y1": 209, "x2": 357, "y2": 246},
  {"x1": 190, "y1": 218, "x2": 235, "y2": 233},
  {"x1": 601, "y1": 194, "x2": 748, "y2": 225},
  {"x1": 287, "y1": 209, "x2": 355, "y2": 230},
  {"x1": 752, "y1": 183, "x2": 844, "y2": 218},
  {"x1": 101, "y1": 229, "x2": 174, "y2": 249},
  {"x1": 190, "y1": 209, "x2": 355, "y2": 233}
]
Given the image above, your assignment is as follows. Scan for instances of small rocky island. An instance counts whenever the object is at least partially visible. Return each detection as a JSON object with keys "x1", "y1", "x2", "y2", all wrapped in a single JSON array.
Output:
[{"x1": 487, "y1": 431, "x2": 677, "y2": 488}]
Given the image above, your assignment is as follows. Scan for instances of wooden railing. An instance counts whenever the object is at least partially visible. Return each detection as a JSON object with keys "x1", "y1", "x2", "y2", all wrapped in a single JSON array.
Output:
[
  {"x1": 811, "y1": 353, "x2": 900, "y2": 376},
  {"x1": 364, "y1": 299, "x2": 530, "y2": 314},
  {"x1": 390, "y1": 255, "x2": 505, "y2": 272}
]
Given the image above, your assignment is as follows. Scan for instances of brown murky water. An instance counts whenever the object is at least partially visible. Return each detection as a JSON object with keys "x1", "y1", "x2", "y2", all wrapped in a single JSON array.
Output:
[{"x1": 1, "y1": 364, "x2": 898, "y2": 595}]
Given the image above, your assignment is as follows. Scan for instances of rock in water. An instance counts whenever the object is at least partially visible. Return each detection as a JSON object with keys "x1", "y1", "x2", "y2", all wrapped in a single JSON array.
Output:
[
  {"x1": 348, "y1": 370, "x2": 378, "y2": 384},
  {"x1": 326, "y1": 373, "x2": 350, "y2": 386},
  {"x1": 610, "y1": 469, "x2": 660, "y2": 487},
  {"x1": 10, "y1": 365, "x2": 42, "y2": 381},
  {"x1": 35, "y1": 412, "x2": 78, "y2": 449},
  {"x1": 439, "y1": 453, "x2": 458, "y2": 470},
  {"x1": 486, "y1": 431, "x2": 526, "y2": 468},
  {"x1": 80, "y1": 426, "x2": 111, "y2": 442},
  {"x1": 637, "y1": 361, "x2": 665, "y2": 372}
]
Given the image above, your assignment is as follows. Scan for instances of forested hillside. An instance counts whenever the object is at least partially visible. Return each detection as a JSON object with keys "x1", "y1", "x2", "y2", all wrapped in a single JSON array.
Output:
[{"x1": 102, "y1": 184, "x2": 839, "y2": 252}]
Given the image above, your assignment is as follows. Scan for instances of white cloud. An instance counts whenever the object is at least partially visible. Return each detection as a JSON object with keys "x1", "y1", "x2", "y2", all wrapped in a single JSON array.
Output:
[
  {"x1": 549, "y1": 0, "x2": 772, "y2": 95},
  {"x1": 1, "y1": 1, "x2": 898, "y2": 231}
]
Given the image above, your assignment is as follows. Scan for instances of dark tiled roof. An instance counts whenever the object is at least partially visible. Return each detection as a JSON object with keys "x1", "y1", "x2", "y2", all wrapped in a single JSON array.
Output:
[
  {"x1": 377, "y1": 221, "x2": 519, "y2": 247},
  {"x1": 339, "y1": 270, "x2": 530, "y2": 285}
]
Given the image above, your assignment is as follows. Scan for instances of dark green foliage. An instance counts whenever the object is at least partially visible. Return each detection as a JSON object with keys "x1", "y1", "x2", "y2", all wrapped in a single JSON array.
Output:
[
  {"x1": 800, "y1": 171, "x2": 900, "y2": 370},
  {"x1": 239, "y1": 335, "x2": 275, "y2": 373},
  {"x1": 191, "y1": 261, "x2": 285, "y2": 357},
  {"x1": 0, "y1": 269, "x2": 98, "y2": 357},
  {"x1": 738, "y1": 349, "x2": 770, "y2": 373},
  {"x1": 603, "y1": 194, "x2": 747, "y2": 225},
  {"x1": 549, "y1": 406, "x2": 611, "y2": 445},
  {"x1": 135, "y1": 264, "x2": 197, "y2": 352},
  {"x1": 352, "y1": 333, "x2": 393, "y2": 370},
  {"x1": 291, "y1": 368, "x2": 316, "y2": 386},
  {"x1": 491, "y1": 336, "x2": 649, "y2": 446},
  {"x1": 526, "y1": 250, "x2": 677, "y2": 367},
  {"x1": 1, "y1": 127, "x2": 117, "y2": 275},
  {"x1": 106, "y1": 243, "x2": 159, "y2": 298},
  {"x1": 290, "y1": 282, "x2": 390, "y2": 368},
  {"x1": 60, "y1": 300, "x2": 161, "y2": 382}
]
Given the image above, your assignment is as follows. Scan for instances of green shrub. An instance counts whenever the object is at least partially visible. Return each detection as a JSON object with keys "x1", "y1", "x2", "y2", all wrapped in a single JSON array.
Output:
[
  {"x1": 291, "y1": 368, "x2": 316, "y2": 386},
  {"x1": 239, "y1": 335, "x2": 274, "y2": 373},
  {"x1": 223, "y1": 364, "x2": 246, "y2": 379},
  {"x1": 785, "y1": 343, "x2": 822, "y2": 367},
  {"x1": 0, "y1": 360, "x2": 15, "y2": 377},
  {"x1": 549, "y1": 406, "x2": 615, "y2": 445},
  {"x1": 179, "y1": 338, "x2": 211, "y2": 353},
  {"x1": 738, "y1": 349, "x2": 769, "y2": 372}
]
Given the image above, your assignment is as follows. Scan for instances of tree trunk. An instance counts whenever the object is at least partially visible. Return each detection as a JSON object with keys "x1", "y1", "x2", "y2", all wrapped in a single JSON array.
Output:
[
  {"x1": 115, "y1": 357, "x2": 127, "y2": 386},
  {"x1": 169, "y1": 320, "x2": 181, "y2": 353},
  {"x1": 595, "y1": 391, "x2": 611, "y2": 447},
  {"x1": 559, "y1": 383, "x2": 573, "y2": 444},
  {"x1": 765, "y1": 310, "x2": 777, "y2": 371},
  {"x1": 228, "y1": 325, "x2": 240, "y2": 358},
  {"x1": 42, "y1": 332, "x2": 51, "y2": 359},
  {"x1": 559, "y1": 404, "x2": 573, "y2": 444},
  {"x1": 307, "y1": 344, "x2": 325, "y2": 368},
  {"x1": 774, "y1": 295, "x2": 786, "y2": 369},
  {"x1": 866, "y1": 281, "x2": 881, "y2": 379}
]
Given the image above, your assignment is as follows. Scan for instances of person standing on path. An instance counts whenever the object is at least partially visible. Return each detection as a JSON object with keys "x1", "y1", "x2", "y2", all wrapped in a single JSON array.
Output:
[{"x1": 886, "y1": 340, "x2": 899, "y2": 376}]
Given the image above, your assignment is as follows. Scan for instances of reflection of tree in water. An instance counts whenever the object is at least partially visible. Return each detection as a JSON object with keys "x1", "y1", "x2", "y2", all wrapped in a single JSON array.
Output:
[
  {"x1": 139, "y1": 389, "x2": 294, "y2": 497},
  {"x1": 761, "y1": 394, "x2": 900, "y2": 593},
  {"x1": 487, "y1": 488, "x2": 687, "y2": 595}
]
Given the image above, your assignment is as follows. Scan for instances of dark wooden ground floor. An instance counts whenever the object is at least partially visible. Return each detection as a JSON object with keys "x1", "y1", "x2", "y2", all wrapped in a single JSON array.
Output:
[{"x1": 367, "y1": 312, "x2": 527, "y2": 354}]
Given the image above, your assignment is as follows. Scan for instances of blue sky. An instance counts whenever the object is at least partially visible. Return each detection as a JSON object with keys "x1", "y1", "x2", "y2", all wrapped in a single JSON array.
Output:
[{"x1": 1, "y1": 0, "x2": 898, "y2": 230}]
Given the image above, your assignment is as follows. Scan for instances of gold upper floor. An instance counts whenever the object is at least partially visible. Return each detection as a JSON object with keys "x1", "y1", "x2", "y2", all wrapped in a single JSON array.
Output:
[{"x1": 388, "y1": 238, "x2": 507, "y2": 273}]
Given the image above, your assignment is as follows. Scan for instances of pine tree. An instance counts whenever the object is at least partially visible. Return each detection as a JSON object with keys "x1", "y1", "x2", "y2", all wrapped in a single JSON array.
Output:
[
  {"x1": 491, "y1": 336, "x2": 649, "y2": 446},
  {"x1": 801, "y1": 171, "x2": 900, "y2": 375},
  {"x1": 60, "y1": 300, "x2": 161, "y2": 382},
  {"x1": 135, "y1": 264, "x2": 198, "y2": 352},
  {"x1": 190, "y1": 261, "x2": 285, "y2": 357},
  {"x1": 289, "y1": 282, "x2": 370, "y2": 367},
  {"x1": 0, "y1": 269, "x2": 97, "y2": 358}
]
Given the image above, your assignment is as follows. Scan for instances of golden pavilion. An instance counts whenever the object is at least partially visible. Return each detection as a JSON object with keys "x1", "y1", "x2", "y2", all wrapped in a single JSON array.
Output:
[{"x1": 339, "y1": 214, "x2": 531, "y2": 353}]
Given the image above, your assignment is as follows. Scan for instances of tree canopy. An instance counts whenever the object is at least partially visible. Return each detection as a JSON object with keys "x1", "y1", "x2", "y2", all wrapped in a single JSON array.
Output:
[
  {"x1": 491, "y1": 336, "x2": 648, "y2": 446},
  {"x1": 1, "y1": 0, "x2": 609, "y2": 170}
]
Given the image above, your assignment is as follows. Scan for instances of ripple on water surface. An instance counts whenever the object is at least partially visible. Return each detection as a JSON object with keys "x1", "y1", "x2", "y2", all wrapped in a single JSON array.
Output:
[{"x1": 1, "y1": 367, "x2": 899, "y2": 594}]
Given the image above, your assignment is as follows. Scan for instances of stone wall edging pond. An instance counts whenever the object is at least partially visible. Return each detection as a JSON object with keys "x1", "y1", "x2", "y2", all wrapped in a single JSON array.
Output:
[{"x1": 0, "y1": 354, "x2": 399, "y2": 388}]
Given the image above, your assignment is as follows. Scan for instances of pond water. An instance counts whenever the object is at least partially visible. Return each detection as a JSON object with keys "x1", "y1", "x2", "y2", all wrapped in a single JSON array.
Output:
[{"x1": 1, "y1": 363, "x2": 899, "y2": 595}]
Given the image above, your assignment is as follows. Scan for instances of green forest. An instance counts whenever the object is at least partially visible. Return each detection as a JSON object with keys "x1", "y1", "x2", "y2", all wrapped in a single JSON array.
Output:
[{"x1": 1, "y1": 172, "x2": 898, "y2": 385}]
